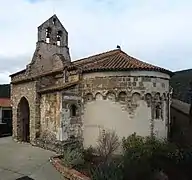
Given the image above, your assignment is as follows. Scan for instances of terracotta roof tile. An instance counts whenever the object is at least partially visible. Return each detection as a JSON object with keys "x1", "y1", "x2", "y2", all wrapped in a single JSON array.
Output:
[
  {"x1": 0, "y1": 98, "x2": 11, "y2": 107},
  {"x1": 69, "y1": 49, "x2": 173, "y2": 76}
]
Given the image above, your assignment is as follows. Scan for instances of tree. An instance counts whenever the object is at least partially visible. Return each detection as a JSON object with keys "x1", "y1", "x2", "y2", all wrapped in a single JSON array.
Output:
[{"x1": 0, "y1": 84, "x2": 10, "y2": 98}]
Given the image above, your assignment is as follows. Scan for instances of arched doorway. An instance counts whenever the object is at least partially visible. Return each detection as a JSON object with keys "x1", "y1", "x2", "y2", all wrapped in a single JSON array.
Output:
[{"x1": 17, "y1": 97, "x2": 30, "y2": 142}]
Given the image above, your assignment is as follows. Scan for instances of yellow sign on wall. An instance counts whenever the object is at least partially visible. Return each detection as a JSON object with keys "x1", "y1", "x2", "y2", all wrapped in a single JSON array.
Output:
[{"x1": 68, "y1": 74, "x2": 79, "y2": 82}]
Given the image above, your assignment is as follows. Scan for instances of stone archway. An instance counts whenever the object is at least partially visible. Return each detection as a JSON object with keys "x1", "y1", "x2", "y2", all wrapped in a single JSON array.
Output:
[{"x1": 17, "y1": 97, "x2": 30, "y2": 142}]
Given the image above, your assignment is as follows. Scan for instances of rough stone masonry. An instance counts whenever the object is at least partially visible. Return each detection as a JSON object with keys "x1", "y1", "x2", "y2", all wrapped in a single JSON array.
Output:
[{"x1": 10, "y1": 14, "x2": 173, "y2": 152}]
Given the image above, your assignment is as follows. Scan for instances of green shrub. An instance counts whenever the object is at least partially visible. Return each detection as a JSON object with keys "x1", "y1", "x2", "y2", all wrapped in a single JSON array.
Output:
[
  {"x1": 61, "y1": 148, "x2": 84, "y2": 168},
  {"x1": 122, "y1": 133, "x2": 185, "y2": 180},
  {"x1": 90, "y1": 161, "x2": 123, "y2": 180},
  {"x1": 79, "y1": 133, "x2": 192, "y2": 180},
  {"x1": 83, "y1": 146, "x2": 95, "y2": 162},
  {"x1": 122, "y1": 132, "x2": 145, "y2": 151},
  {"x1": 123, "y1": 143, "x2": 153, "y2": 180}
]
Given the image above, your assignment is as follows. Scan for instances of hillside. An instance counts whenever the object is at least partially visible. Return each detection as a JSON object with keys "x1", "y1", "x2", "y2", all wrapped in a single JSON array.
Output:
[
  {"x1": 0, "y1": 84, "x2": 11, "y2": 98},
  {"x1": 170, "y1": 69, "x2": 192, "y2": 104}
]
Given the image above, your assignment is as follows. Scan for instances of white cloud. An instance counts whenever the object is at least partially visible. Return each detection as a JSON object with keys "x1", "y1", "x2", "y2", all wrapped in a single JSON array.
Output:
[
  {"x1": 0, "y1": 72, "x2": 11, "y2": 84},
  {"x1": 0, "y1": 0, "x2": 192, "y2": 83}
]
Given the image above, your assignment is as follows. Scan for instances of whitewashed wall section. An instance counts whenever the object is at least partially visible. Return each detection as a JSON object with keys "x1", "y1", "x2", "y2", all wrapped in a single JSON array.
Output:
[{"x1": 58, "y1": 93, "x2": 82, "y2": 141}]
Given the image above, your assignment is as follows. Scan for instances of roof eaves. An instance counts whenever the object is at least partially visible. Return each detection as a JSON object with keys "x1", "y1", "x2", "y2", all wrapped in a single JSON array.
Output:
[
  {"x1": 10, "y1": 69, "x2": 26, "y2": 77},
  {"x1": 121, "y1": 51, "x2": 173, "y2": 76},
  {"x1": 82, "y1": 66, "x2": 173, "y2": 76},
  {"x1": 37, "y1": 81, "x2": 80, "y2": 94}
]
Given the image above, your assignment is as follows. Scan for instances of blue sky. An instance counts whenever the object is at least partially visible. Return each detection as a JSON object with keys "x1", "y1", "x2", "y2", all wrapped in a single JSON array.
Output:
[{"x1": 0, "y1": 0, "x2": 192, "y2": 83}]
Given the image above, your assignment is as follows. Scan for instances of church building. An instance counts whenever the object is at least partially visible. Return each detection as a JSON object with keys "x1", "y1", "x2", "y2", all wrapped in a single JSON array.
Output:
[{"x1": 10, "y1": 15, "x2": 173, "y2": 150}]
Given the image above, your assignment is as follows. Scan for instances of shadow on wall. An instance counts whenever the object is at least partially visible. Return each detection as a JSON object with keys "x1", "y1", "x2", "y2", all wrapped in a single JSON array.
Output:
[{"x1": 16, "y1": 176, "x2": 34, "y2": 180}]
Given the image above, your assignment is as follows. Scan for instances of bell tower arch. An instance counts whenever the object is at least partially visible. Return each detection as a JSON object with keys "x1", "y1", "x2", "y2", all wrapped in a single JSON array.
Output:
[
  {"x1": 27, "y1": 14, "x2": 71, "y2": 75},
  {"x1": 37, "y1": 14, "x2": 68, "y2": 48}
]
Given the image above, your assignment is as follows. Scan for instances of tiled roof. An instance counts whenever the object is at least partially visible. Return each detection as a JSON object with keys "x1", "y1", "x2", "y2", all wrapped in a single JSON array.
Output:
[
  {"x1": 0, "y1": 98, "x2": 11, "y2": 107},
  {"x1": 10, "y1": 49, "x2": 173, "y2": 79},
  {"x1": 171, "y1": 99, "x2": 191, "y2": 115},
  {"x1": 69, "y1": 49, "x2": 173, "y2": 76}
]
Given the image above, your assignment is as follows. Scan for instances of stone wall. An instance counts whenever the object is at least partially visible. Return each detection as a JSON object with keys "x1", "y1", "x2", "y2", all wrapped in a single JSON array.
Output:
[
  {"x1": 10, "y1": 61, "x2": 79, "y2": 145},
  {"x1": 81, "y1": 71, "x2": 170, "y2": 149},
  {"x1": 34, "y1": 134, "x2": 82, "y2": 154},
  {"x1": 11, "y1": 70, "x2": 27, "y2": 83},
  {"x1": 54, "y1": 73, "x2": 64, "y2": 86},
  {"x1": 40, "y1": 92, "x2": 61, "y2": 140},
  {"x1": 10, "y1": 15, "x2": 74, "y2": 145},
  {"x1": 11, "y1": 81, "x2": 39, "y2": 142},
  {"x1": 28, "y1": 42, "x2": 69, "y2": 76},
  {"x1": 81, "y1": 71, "x2": 169, "y2": 115},
  {"x1": 38, "y1": 15, "x2": 68, "y2": 48},
  {"x1": 28, "y1": 15, "x2": 70, "y2": 76},
  {"x1": 60, "y1": 85, "x2": 82, "y2": 141},
  {"x1": 38, "y1": 75, "x2": 56, "y2": 89},
  {"x1": 11, "y1": 64, "x2": 170, "y2": 153},
  {"x1": 38, "y1": 83, "x2": 82, "y2": 143},
  {"x1": 82, "y1": 71, "x2": 169, "y2": 96}
]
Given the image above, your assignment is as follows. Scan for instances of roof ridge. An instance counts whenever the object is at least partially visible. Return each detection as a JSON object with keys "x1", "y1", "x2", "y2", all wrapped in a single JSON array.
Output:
[{"x1": 72, "y1": 49, "x2": 120, "y2": 64}]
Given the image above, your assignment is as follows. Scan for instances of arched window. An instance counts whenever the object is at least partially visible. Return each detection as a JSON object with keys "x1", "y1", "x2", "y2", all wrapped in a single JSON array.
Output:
[
  {"x1": 132, "y1": 92, "x2": 141, "y2": 105},
  {"x1": 85, "y1": 93, "x2": 93, "y2": 102},
  {"x1": 145, "y1": 93, "x2": 152, "y2": 107},
  {"x1": 106, "y1": 91, "x2": 116, "y2": 101},
  {"x1": 52, "y1": 18, "x2": 56, "y2": 25},
  {"x1": 155, "y1": 104, "x2": 161, "y2": 119},
  {"x1": 154, "y1": 92, "x2": 161, "y2": 101},
  {"x1": 46, "y1": 27, "x2": 51, "y2": 43},
  {"x1": 118, "y1": 91, "x2": 127, "y2": 102},
  {"x1": 95, "y1": 93, "x2": 103, "y2": 101},
  {"x1": 57, "y1": 31, "x2": 62, "y2": 46},
  {"x1": 70, "y1": 104, "x2": 77, "y2": 117}
]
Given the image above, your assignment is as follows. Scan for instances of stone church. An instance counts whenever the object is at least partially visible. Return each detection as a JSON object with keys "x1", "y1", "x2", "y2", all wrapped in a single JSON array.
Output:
[{"x1": 10, "y1": 15, "x2": 173, "y2": 149}]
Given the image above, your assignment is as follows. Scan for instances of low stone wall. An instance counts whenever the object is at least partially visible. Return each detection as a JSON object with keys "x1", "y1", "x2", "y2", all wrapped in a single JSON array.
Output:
[
  {"x1": 50, "y1": 156, "x2": 91, "y2": 180},
  {"x1": 33, "y1": 138, "x2": 82, "y2": 154}
]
